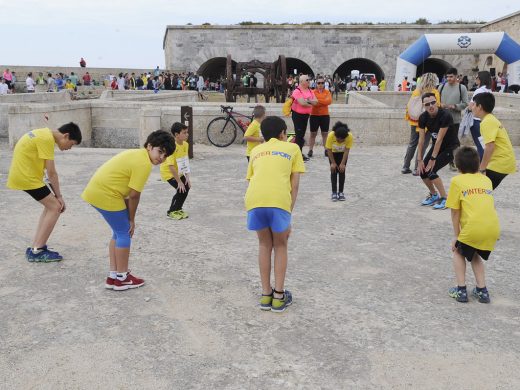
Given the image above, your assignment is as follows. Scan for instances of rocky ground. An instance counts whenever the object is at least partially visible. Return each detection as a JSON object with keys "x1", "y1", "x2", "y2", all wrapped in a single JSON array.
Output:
[{"x1": 1, "y1": 141, "x2": 519, "y2": 389}]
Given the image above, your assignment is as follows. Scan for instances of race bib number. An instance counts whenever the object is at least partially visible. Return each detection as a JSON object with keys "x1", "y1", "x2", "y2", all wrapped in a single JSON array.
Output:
[
  {"x1": 176, "y1": 156, "x2": 190, "y2": 174},
  {"x1": 332, "y1": 143, "x2": 346, "y2": 153}
]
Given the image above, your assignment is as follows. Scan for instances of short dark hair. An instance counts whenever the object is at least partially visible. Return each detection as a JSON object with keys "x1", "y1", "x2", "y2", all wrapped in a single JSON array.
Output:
[
  {"x1": 170, "y1": 122, "x2": 188, "y2": 135},
  {"x1": 144, "y1": 130, "x2": 175, "y2": 156},
  {"x1": 421, "y1": 92, "x2": 436, "y2": 102},
  {"x1": 253, "y1": 105, "x2": 266, "y2": 119},
  {"x1": 58, "y1": 122, "x2": 82, "y2": 144},
  {"x1": 332, "y1": 121, "x2": 350, "y2": 139},
  {"x1": 454, "y1": 146, "x2": 479, "y2": 174},
  {"x1": 446, "y1": 68, "x2": 458, "y2": 76},
  {"x1": 260, "y1": 116, "x2": 287, "y2": 141},
  {"x1": 473, "y1": 92, "x2": 495, "y2": 113}
]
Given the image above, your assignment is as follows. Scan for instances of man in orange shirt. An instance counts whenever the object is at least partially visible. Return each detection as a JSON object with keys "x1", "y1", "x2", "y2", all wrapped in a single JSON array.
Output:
[
  {"x1": 308, "y1": 76, "x2": 332, "y2": 158},
  {"x1": 401, "y1": 76, "x2": 409, "y2": 91}
]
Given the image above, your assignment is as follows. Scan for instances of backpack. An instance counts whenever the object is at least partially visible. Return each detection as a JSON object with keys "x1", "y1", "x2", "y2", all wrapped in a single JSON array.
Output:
[
  {"x1": 406, "y1": 95, "x2": 424, "y2": 121},
  {"x1": 282, "y1": 97, "x2": 293, "y2": 116},
  {"x1": 282, "y1": 87, "x2": 300, "y2": 117}
]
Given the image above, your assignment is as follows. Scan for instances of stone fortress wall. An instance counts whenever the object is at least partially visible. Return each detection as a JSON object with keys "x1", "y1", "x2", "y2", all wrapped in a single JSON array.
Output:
[{"x1": 164, "y1": 11, "x2": 520, "y2": 86}]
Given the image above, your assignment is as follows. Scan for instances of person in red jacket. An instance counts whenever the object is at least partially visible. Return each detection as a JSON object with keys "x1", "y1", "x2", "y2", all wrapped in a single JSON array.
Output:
[{"x1": 308, "y1": 76, "x2": 332, "y2": 158}]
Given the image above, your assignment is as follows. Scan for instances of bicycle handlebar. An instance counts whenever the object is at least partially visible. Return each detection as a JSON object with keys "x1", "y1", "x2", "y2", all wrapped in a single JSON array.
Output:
[{"x1": 220, "y1": 105, "x2": 233, "y2": 112}]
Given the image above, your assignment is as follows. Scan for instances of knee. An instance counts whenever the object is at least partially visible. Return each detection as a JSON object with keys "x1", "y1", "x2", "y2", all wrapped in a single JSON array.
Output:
[
  {"x1": 114, "y1": 232, "x2": 131, "y2": 248},
  {"x1": 46, "y1": 198, "x2": 62, "y2": 214}
]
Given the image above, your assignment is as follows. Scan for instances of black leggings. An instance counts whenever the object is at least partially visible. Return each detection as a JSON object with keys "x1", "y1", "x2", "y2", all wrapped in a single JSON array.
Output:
[
  {"x1": 330, "y1": 152, "x2": 346, "y2": 193},
  {"x1": 291, "y1": 111, "x2": 310, "y2": 150},
  {"x1": 167, "y1": 176, "x2": 190, "y2": 212}
]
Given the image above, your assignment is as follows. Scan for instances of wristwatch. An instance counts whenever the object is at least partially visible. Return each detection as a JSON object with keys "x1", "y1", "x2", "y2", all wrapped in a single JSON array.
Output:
[{"x1": 430, "y1": 156, "x2": 437, "y2": 160}]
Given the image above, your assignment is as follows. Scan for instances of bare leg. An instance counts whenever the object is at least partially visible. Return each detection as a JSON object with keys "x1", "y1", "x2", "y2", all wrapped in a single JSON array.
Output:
[
  {"x1": 272, "y1": 229, "x2": 290, "y2": 293},
  {"x1": 109, "y1": 239, "x2": 116, "y2": 271},
  {"x1": 32, "y1": 194, "x2": 62, "y2": 248},
  {"x1": 115, "y1": 247, "x2": 130, "y2": 273},
  {"x1": 421, "y1": 178, "x2": 436, "y2": 195},
  {"x1": 321, "y1": 131, "x2": 328, "y2": 148},
  {"x1": 256, "y1": 228, "x2": 273, "y2": 295},
  {"x1": 431, "y1": 177, "x2": 447, "y2": 198},
  {"x1": 453, "y1": 250, "x2": 467, "y2": 286},
  {"x1": 470, "y1": 254, "x2": 486, "y2": 288},
  {"x1": 308, "y1": 132, "x2": 317, "y2": 153}
]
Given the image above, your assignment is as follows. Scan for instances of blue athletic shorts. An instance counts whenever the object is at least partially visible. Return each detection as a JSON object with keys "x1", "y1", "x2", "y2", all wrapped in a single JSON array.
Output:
[
  {"x1": 93, "y1": 207, "x2": 131, "y2": 248},
  {"x1": 247, "y1": 207, "x2": 291, "y2": 233}
]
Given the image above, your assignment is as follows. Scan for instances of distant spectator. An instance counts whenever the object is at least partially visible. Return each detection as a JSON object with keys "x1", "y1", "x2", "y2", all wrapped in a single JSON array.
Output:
[
  {"x1": 0, "y1": 77, "x2": 8, "y2": 95},
  {"x1": 36, "y1": 72, "x2": 46, "y2": 85},
  {"x1": 82, "y1": 72, "x2": 91, "y2": 86},
  {"x1": 26, "y1": 72, "x2": 36, "y2": 93},
  {"x1": 69, "y1": 72, "x2": 79, "y2": 87},
  {"x1": 64, "y1": 79, "x2": 75, "y2": 90},
  {"x1": 154, "y1": 66, "x2": 160, "y2": 77},
  {"x1": 79, "y1": 57, "x2": 87, "y2": 67},
  {"x1": 47, "y1": 73, "x2": 55, "y2": 92},
  {"x1": 3, "y1": 68, "x2": 13, "y2": 90},
  {"x1": 55, "y1": 74, "x2": 64, "y2": 91},
  {"x1": 117, "y1": 73, "x2": 125, "y2": 90}
]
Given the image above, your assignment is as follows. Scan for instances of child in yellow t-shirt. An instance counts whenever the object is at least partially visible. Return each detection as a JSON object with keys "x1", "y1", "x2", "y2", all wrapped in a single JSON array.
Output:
[
  {"x1": 7, "y1": 123, "x2": 82, "y2": 262},
  {"x1": 472, "y1": 92, "x2": 516, "y2": 190},
  {"x1": 446, "y1": 147, "x2": 500, "y2": 304},
  {"x1": 244, "y1": 105, "x2": 266, "y2": 161},
  {"x1": 82, "y1": 130, "x2": 175, "y2": 291},
  {"x1": 245, "y1": 116, "x2": 305, "y2": 312},
  {"x1": 325, "y1": 121, "x2": 354, "y2": 201},
  {"x1": 160, "y1": 122, "x2": 191, "y2": 220}
]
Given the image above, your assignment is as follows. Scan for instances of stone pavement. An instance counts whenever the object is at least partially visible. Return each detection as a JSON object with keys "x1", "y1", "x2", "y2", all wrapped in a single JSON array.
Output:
[{"x1": 1, "y1": 141, "x2": 519, "y2": 389}]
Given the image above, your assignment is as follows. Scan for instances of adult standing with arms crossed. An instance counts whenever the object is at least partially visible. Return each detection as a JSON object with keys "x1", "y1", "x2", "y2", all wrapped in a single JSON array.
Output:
[
  {"x1": 439, "y1": 68, "x2": 468, "y2": 170},
  {"x1": 308, "y1": 76, "x2": 332, "y2": 158},
  {"x1": 290, "y1": 74, "x2": 317, "y2": 161}
]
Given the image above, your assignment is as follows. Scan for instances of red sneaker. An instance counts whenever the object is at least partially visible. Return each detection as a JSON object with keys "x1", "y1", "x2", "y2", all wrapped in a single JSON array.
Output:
[
  {"x1": 113, "y1": 273, "x2": 145, "y2": 291},
  {"x1": 105, "y1": 277, "x2": 115, "y2": 290}
]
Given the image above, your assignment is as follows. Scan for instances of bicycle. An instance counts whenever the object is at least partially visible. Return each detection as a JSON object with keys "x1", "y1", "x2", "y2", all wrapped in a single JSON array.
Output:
[{"x1": 206, "y1": 105, "x2": 253, "y2": 147}]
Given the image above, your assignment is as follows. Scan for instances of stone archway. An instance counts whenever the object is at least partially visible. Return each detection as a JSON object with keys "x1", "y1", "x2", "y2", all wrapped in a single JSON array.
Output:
[
  {"x1": 197, "y1": 57, "x2": 237, "y2": 82},
  {"x1": 416, "y1": 57, "x2": 452, "y2": 80},
  {"x1": 333, "y1": 58, "x2": 385, "y2": 81},
  {"x1": 286, "y1": 58, "x2": 314, "y2": 77}
]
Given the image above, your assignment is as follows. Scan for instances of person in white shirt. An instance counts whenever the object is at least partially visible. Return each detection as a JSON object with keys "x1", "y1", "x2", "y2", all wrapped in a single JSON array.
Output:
[
  {"x1": 47, "y1": 73, "x2": 56, "y2": 92},
  {"x1": 468, "y1": 71, "x2": 493, "y2": 160},
  {"x1": 0, "y1": 78, "x2": 9, "y2": 95},
  {"x1": 117, "y1": 73, "x2": 126, "y2": 90},
  {"x1": 26, "y1": 72, "x2": 36, "y2": 93}
]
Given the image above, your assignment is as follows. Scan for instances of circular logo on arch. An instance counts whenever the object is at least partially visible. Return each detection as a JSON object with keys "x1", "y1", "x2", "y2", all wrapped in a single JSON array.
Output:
[{"x1": 457, "y1": 36, "x2": 471, "y2": 48}]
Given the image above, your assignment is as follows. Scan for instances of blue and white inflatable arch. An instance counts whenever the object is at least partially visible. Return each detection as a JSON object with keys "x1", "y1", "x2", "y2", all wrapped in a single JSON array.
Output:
[{"x1": 395, "y1": 32, "x2": 520, "y2": 90}]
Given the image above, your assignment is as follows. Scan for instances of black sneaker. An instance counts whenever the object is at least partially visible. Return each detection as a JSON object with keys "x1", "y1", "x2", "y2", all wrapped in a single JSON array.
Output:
[
  {"x1": 303, "y1": 155, "x2": 310, "y2": 162},
  {"x1": 401, "y1": 168, "x2": 412, "y2": 174},
  {"x1": 472, "y1": 287, "x2": 490, "y2": 303},
  {"x1": 307, "y1": 149, "x2": 313, "y2": 158}
]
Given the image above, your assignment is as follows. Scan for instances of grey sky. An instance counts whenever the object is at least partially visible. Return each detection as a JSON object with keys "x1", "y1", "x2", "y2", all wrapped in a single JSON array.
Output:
[{"x1": 1, "y1": 0, "x2": 518, "y2": 68}]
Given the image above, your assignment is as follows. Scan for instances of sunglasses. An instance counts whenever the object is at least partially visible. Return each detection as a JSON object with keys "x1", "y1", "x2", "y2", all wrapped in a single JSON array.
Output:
[
  {"x1": 316, "y1": 82, "x2": 324, "y2": 84},
  {"x1": 424, "y1": 101, "x2": 436, "y2": 107}
]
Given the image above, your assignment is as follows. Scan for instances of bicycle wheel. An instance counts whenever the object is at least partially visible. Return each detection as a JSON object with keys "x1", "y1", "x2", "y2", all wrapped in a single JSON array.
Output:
[{"x1": 206, "y1": 117, "x2": 237, "y2": 147}]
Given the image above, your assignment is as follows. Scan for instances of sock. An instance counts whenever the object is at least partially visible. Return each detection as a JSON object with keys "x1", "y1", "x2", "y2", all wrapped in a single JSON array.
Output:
[
  {"x1": 109, "y1": 271, "x2": 117, "y2": 279},
  {"x1": 457, "y1": 285, "x2": 467, "y2": 291},
  {"x1": 476, "y1": 286, "x2": 487, "y2": 292},
  {"x1": 32, "y1": 247, "x2": 45, "y2": 254},
  {"x1": 116, "y1": 272, "x2": 128, "y2": 281}
]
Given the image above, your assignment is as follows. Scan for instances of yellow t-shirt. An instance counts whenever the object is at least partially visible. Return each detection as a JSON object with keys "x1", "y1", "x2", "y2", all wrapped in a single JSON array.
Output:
[
  {"x1": 7, "y1": 128, "x2": 55, "y2": 190},
  {"x1": 81, "y1": 148, "x2": 152, "y2": 211},
  {"x1": 245, "y1": 138, "x2": 305, "y2": 212},
  {"x1": 65, "y1": 82, "x2": 74, "y2": 90},
  {"x1": 244, "y1": 120, "x2": 262, "y2": 157},
  {"x1": 160, "y1": 142, "x2": 189, "y2": 181},
  {"x1": 325, "y1": 131, "x2": 354, "y2": 153},
  {"x1": 480, "y1": 114, "x2": 516, "y2": 174},
  {"x1": 446, "y1": 173, "x2": 500, "y2": 251}
]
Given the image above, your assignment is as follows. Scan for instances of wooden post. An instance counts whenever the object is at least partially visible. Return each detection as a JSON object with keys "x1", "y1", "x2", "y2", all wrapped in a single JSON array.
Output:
[{"x1": 181, "y1": 106, "x2": 193, "y2": 158}]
